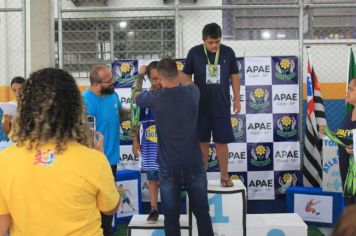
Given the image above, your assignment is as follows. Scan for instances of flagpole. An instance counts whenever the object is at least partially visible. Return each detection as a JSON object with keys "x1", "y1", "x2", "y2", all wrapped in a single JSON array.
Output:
[
  {"x1": 306, "y1": 46, "x2": 312, "y2": 67},
  {"x1": 346, "y1": 44, "x2": 352, "y2": 93}
]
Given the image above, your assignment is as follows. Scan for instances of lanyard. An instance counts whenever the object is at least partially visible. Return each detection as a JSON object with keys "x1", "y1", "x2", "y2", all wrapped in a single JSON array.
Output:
[{"x1": 203, "y1": 45, "x2": 220, "y2": 67}]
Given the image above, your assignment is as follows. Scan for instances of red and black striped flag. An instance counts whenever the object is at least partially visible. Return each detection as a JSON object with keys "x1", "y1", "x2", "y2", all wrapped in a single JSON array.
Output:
[{"x1": 303, "y1": 57, "x2": 327, "y2": 187}]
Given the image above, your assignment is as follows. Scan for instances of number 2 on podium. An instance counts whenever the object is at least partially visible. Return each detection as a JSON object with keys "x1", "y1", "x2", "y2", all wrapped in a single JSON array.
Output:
[{"x1": 208, "y1": 194, "x2": 229, "y2": 223}]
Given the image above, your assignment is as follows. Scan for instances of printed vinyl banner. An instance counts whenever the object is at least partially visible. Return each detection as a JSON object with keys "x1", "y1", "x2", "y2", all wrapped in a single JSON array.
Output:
[
  {"x1": 116, "y1": 179, "x2": 140, "y2": 218},
  {"x1": 114, "y1": 56, "x2": 300, "y2": 200},
  {"x1": 294, "y1": 193, "x2": 333, "y2": 223},
  {"x1": 322, "y1": 137, "x2": 342, "y2": 193}
]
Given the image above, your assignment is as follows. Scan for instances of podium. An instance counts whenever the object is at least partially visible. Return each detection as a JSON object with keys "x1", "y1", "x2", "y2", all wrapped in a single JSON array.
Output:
[
  {"x1": 127, "y1": 214, "x2": 191, "y2": 236},
  {"x1": 115, "y1": 169, "x2": 142, "y2": 224},
  {"x1": 193, "y1": 179, "x2": 247, "y2": 236},
  {"x1": 247, "y1": 213, "x2": 307, "y2": 236}
]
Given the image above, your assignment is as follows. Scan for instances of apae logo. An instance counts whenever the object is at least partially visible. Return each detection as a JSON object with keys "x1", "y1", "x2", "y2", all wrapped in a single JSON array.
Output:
[
  {"x1": 273, "y1": 93, "x2": 298, "y2": 102},
  {"x1": 120, "y1": 96, "x2": 131, "y2": 106},
  {"x1": 251, "y1": 145, "x2": 271, "y2": 167},
  {"x1": 176, "y1": 61, "x2": 185, "y2": 71},
  {"x1": 229, "y1": 150, "x2": 246, "y2": 160},
  {"x1": 275, "y1": 58, "x2": 296, "y2": 81},
  {"x1": 114, "y1": 62, "x2": 136, "y2": 85},
  {"x1": 276, "y1": 115, "x2": 297, "y2": 138},
  {"x1": 231, "y1": 117, "x2": 244, "y2": 139},
  {"x1": 208, "y1": 146, "x2": 218, "y2": 169},
  {"x1": 120, "y1": 120, "x2": 132, "y2": 142},
  {"x1": 248, "y1": 121, "x2": 272, "y2": 131},
  {"x1": 249, "y1": 88, "x2": 270, "y2": 110},
  {"x1": 120, "y1": 153, "x2": 139, "y2": 162},
  {"x1": 246, "y1": 65, "x2": 271, "y2": 73},
  {"x1": 249, "y1": 178, "x2": 273, "y2": 188},
  {"x1": 277, "y1": 173, "x2": 297, "y2": 194}
]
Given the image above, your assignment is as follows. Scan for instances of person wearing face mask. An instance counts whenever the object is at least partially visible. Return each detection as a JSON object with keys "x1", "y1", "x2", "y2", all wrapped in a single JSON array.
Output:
[{"x1": 82, "y1": 65, "x2": 129, "y2": 236}]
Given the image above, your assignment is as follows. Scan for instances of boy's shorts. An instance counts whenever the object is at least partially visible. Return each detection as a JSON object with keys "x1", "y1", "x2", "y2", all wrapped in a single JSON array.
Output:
[{"x1": 146, "y1": 170, "x2": 159, "y2": 181}]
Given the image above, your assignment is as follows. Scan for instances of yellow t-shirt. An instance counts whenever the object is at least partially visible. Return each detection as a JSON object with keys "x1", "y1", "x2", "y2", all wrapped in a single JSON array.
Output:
[{"x1": 0, "y1": 141, "x2": 120, "y2": 236}]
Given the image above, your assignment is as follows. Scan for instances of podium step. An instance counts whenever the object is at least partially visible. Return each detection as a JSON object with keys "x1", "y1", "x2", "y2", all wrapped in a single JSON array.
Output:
[
  {"x1": 128, "y1": 214, "x2": 192, "y2": 236},
  {"x1": 128, "y1": 214, "x2": 190, "y2": 228},
  {"x1": 207, "y1": 179, "x2": 246, "y2": 193}
]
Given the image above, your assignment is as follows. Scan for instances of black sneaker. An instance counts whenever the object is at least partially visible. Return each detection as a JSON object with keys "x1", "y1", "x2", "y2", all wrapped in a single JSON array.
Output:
[{"x1": 147, "y1": 209, "x2": 159, "y2": 224}]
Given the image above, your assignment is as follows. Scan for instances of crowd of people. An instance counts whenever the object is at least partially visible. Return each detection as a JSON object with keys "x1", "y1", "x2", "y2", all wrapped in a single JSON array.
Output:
[
  {"x1": 0, "y1": 23, "x2": 238, "y2": 236},
  {"x1": 1, "y1": 21, "x2": 354, "y2": 236}
]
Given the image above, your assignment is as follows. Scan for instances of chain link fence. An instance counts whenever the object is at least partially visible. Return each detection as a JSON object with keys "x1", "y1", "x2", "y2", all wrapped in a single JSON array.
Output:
[
  {"x1": 56, "y1": 0, "x2": 356, "y2": 128},
  {"x1": 0, "y1": 0, "x2": 25, "y2": 91}
]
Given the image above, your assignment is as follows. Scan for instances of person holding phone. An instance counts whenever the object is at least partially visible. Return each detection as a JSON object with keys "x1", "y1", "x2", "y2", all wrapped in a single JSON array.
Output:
[
  {"x1": 0, "y1": 68, "x2": 120, "y2": 235},
  {"x1": 82, "y1": 65, "x2": 129, "y2": 236}
]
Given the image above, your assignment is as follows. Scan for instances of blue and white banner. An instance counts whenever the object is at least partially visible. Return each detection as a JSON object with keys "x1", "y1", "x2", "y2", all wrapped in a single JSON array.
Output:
[
  {"x1": 112, "y1": 60, "x2": 138, "y2": 88},
  {"x1": 213, "y1": 56, "x2": 300, "y2": 200},
  {"x1": 114, "y1": 56, "x2": 300, "y2": 200}
]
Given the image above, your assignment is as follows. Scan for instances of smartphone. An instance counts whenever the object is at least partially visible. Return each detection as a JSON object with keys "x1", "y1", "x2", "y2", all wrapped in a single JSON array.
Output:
[{"x1": 87, "y1": 116, "x2": 96, "y2": 147}]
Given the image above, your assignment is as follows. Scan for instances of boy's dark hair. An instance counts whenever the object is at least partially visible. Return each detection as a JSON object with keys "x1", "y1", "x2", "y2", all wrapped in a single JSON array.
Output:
[
  {"x1": 202, "y1": 23, "x2": 222, "y2": 40},
  {"x1": 157, "y1": 58, "x2": 178, "y2": 80},
  {"x1": 146, "y1": 61, "x2": 158, "y2": 78},
  {"x1": 10, "y1": 76, "x2": 25, "y2": 86}
]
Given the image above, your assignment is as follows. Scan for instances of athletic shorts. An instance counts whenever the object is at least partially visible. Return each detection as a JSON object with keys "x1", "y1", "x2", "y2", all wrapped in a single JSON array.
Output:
[{"x1": 197, "y1": 116, "x2": 234, "y2": 143}]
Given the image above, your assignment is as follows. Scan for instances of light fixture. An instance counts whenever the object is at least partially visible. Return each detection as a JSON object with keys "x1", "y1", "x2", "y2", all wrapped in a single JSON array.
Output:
[
  {"x1": 262, "y1": 31, "x2": 271, "y2": 39},
  {"x1": 119, "y1": 21, "x2": 127, "y2": 29}
]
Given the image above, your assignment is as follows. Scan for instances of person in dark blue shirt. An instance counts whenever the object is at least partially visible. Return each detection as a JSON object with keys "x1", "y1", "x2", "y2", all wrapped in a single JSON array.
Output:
[
  {"x1": 135, "y1": 58, "x2": 213, "y2": 236},
  {"x1": 183, "y1": 23, "x2": 240, "y2": 187}
]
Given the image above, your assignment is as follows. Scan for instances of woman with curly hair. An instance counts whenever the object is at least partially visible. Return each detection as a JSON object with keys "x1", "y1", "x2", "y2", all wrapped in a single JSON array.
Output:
[{"x1": 0, "y1": 68, "x2": 120, "y2": 236}]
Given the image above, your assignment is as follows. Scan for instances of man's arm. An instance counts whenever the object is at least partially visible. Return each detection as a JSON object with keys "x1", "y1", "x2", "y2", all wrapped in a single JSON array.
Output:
[
  {"x1": 2, "y1": 114, "x2": 12, "y2": 134},
  {"x1": 0, "y1": 214, "x2": 10, "y2": 236},
  {"x1": 136, "y1": 91, "x2": 155, "y2": 109},
  {"x1": 119, "y1": 108, "x2": 130, "y2": 121},
  {"x1": 231, "y1": 74, "x2": 241, "y2": 114},
  {"x1": 132, "y1": 66, "x2": 146, "y2": 103},
  {"x1": 132, "y1": 134, "x2": 140, "y2": 157},
  {"x1": 97, "y1": 158, "x2": 121, "y2": 216}
]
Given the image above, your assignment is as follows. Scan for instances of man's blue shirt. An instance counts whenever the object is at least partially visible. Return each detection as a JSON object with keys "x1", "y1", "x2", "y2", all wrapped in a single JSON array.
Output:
[{"x1": 82, "y1": 89, "x2": 122, "y2": 165}]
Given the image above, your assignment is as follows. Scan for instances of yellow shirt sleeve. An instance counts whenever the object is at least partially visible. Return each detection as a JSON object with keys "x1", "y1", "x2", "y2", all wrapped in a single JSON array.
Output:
[
  {"x1": 96, "y1": 161, "x2": 120, "y2": 212},
  {"x1": 0, "y1": 187, "x2": 9, "y2": 214}
]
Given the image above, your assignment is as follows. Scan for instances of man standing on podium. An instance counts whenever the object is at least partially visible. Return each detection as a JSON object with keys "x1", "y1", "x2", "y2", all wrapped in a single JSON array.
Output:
[
  {"x1": 183, "y1": 23, "x2": 240, "y2": 187},
  {"x1": 135, "y1": 58, "x2": 214, "y2": 236}
]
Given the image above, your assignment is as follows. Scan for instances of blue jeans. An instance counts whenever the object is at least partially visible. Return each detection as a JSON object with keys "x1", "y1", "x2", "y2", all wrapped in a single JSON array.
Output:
[{"x1": 159, "y1": 166, "x2": 214, "y2": 236}]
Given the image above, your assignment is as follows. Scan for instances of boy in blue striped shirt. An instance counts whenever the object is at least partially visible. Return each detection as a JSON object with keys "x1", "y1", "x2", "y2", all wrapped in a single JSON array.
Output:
[{"x1": 131, "y1": 61, "x2": 161, "y2": 223}]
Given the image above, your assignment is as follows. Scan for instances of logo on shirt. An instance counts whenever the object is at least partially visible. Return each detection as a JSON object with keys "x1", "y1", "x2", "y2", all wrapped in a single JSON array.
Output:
[
  {"x1": 336, "y1": 128, "x2": 354, "y2": 139},
  {"x1": 145, "y1": 125, "x2": 157, "y2": 143},
  {"x1": 34, "y1": 149, "x2": 55, "y2": 166}
]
